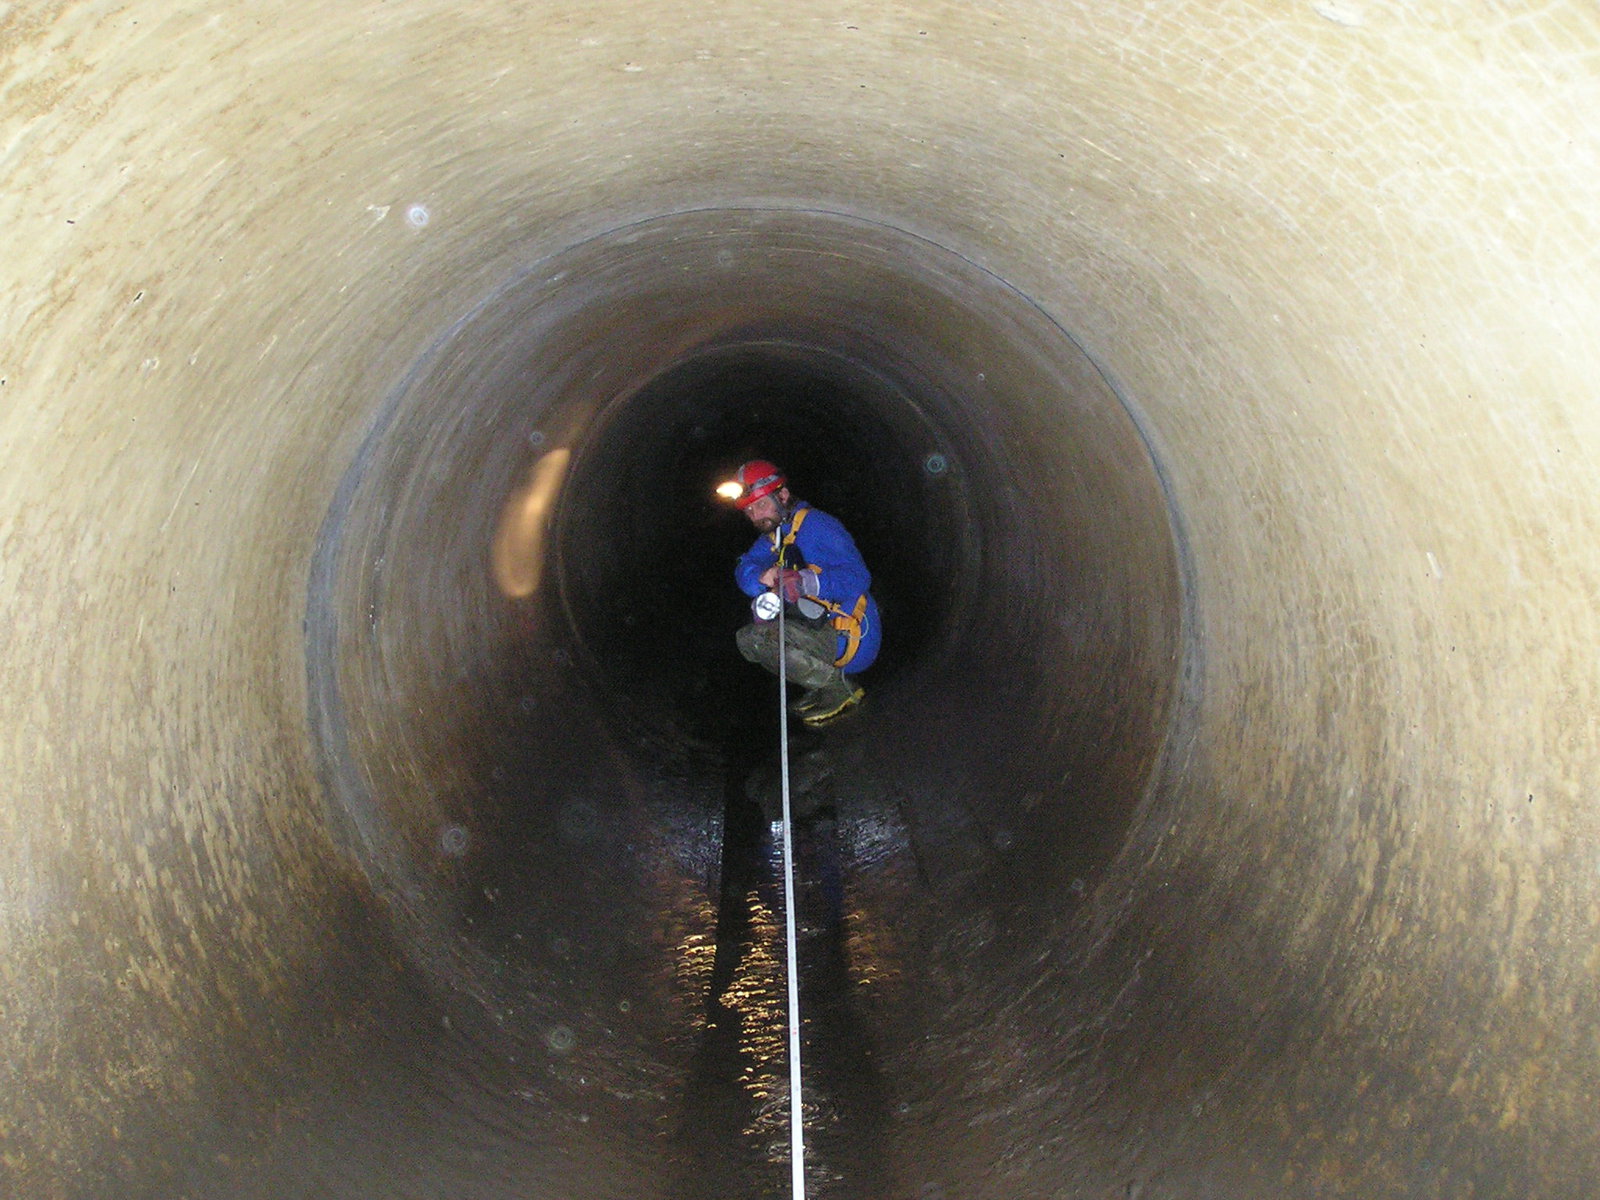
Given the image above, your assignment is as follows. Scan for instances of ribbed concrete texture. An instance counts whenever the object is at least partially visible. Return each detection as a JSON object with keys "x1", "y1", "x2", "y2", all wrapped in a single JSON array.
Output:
[{"x1": 5, "y1": 3, "x2": 1599, "y2": 1198}]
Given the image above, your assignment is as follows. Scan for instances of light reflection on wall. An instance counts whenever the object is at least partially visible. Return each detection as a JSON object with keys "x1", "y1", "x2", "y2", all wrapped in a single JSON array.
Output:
[
  {"x1": 672, "y1": 824, "x2": 911, "y2": 1188},
  {"x1": 491, "y1": 447, "x2": 571, "y2": 598},
  {"x1": 675, "y1": 903, "x2": 719, "y2": 1039},
  {"x1": 730, "y1": 891, "x2": 789, "y2": 1155}
]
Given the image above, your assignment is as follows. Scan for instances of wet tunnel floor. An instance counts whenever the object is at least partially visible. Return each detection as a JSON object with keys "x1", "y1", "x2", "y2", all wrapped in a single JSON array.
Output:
[
  {"x1": 671, "y1": 755, "x2": 898, "y2": 1200},
  {"x1": 162, "y1": 730, "x2": 903, "y2": 1200}
]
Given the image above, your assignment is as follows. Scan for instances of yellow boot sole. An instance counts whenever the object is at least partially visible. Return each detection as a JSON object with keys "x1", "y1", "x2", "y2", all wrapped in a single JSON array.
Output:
[{"x1": 800, "y1": 685, "x2": 864, "y2": 727}]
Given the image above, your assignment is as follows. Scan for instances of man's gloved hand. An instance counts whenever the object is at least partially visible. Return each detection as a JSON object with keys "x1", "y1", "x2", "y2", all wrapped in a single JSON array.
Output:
[{"x1": 777, "y1": 569, "x2": 805, "y2": 603}]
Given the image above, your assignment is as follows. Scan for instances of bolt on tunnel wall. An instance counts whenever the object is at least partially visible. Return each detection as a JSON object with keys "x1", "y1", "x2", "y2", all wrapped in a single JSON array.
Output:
[{"x1": 5, "y1": 3, "x2": 1600, "y2": 1198}]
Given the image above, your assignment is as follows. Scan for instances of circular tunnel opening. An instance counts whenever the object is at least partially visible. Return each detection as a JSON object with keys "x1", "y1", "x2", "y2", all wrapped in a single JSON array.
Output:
[
  {"x1": 302, "y1": 206, "x2": 1186, "y2": 1193},
  {"x1": 553, "y1": 339, "x2": 971, "y2": 747}
]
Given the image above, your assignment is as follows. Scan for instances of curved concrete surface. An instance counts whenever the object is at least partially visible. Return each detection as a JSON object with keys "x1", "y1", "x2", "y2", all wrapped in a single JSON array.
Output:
[{"x1": 5, "y1": 4, "x2": 1600, "y2": 1197}]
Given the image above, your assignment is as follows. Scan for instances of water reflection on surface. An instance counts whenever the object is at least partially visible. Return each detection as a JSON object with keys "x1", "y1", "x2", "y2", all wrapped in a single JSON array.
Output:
[{"x1": 671, "y1": 797, "x2": 897, "y2": 1199}]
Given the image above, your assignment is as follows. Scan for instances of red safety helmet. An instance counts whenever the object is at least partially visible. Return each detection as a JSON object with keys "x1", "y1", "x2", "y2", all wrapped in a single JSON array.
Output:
[{"x1": 733, "y1": 459, "x2": 787, "y2": 509}]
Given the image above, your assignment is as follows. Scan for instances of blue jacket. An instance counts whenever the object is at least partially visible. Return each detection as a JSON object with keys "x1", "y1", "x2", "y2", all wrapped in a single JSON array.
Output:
[{"x1": 735, "y1": 503, "x2": 881, "y2": 674}]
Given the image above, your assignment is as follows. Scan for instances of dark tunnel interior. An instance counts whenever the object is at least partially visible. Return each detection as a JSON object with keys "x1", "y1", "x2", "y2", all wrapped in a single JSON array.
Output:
[
  {"x1": 555, "y1": 341, "x2": 962, "y2": 736},
  {"x1": 271, "y1": 208, "x2": 1184, "y2": 1198}
]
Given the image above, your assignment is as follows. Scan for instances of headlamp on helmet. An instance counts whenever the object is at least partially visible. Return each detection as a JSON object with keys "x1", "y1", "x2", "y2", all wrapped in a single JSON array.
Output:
[{"x1": 721, "y1": 459, "x2": 787, "y2": 509}]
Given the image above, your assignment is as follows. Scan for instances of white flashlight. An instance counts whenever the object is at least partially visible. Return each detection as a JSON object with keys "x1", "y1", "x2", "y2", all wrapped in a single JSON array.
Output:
[{"x1": 751, "y1": 591, "x2": 783, "y2": 621}]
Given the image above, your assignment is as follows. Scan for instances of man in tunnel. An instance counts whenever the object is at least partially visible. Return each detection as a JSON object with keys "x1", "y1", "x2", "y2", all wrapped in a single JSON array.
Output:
[{"x1": 728, "y1": 459, "x2": 881, "y2": 726}]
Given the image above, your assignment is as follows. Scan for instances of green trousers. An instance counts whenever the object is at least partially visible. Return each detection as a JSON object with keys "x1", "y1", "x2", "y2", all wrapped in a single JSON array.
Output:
[{"x1": 735, "y1": 618, "x2": 840, "y2": 691}]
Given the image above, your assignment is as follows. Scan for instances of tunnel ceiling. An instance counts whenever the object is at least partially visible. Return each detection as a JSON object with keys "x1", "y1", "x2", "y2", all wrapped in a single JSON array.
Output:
[{"x1": 6, "y1": 3, "x2": 1600, "y2": 1199}]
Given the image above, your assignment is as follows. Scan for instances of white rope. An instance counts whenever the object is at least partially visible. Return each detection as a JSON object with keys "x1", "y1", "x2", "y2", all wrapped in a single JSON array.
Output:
[{"x1": 775, "y1": 579, "x2": 807, "y2": 1200}]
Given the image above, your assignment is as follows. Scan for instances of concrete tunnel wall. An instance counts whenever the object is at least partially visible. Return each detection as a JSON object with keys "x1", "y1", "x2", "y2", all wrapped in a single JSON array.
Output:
[{"x1": 4, "y1": 3, "x2": 1600, "y2": 1197}]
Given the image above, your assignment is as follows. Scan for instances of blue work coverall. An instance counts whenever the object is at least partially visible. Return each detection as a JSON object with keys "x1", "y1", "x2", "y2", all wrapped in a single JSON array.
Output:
[{"x1": 734, "y1": 503, "x2": 881, "y2": 674}]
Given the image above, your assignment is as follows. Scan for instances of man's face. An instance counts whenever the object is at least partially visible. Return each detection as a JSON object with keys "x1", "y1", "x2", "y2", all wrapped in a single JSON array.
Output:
[{"x1": 743, "y1": 490, "x2": 788, "y2": 533}]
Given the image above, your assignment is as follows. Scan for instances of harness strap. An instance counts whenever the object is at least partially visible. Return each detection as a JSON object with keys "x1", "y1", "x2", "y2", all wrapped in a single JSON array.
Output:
[
  {"x1": 827, "y1": 593, "x2": 870, "y2": 669},
  {"x1": 772, "y1": 505, "x2": 811, "y2": 556},
  {"x1": 774, "y1": 506, "x2": 868, "y2": 669}
]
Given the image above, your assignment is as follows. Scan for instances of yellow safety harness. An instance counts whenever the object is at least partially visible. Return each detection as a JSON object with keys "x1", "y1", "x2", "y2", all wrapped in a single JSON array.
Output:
[{"x1": 774, "y1": 507, "x2": 871, "y2": 669}]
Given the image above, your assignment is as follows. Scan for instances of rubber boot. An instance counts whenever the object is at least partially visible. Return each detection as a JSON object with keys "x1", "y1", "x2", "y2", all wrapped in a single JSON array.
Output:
[{"x1": 798, "y1": 670, "x2": 865, "y2": 726}]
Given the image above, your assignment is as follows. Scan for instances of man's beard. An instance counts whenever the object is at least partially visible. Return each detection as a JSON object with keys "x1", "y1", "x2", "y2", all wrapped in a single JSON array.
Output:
[{"x1": 750, "y1": 504, "x2": 789, "y2": 534}]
